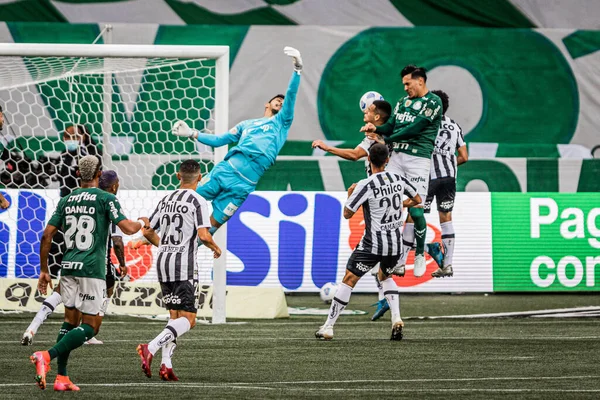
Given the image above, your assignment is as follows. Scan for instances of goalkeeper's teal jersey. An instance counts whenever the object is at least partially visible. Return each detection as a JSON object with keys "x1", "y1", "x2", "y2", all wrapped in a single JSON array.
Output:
[
  {"x1": 196, "y1": 71, "x2": 301, "y2": 184},
  {"x1": 376, "y1": 92, "x2": 443, "y2": 159}
]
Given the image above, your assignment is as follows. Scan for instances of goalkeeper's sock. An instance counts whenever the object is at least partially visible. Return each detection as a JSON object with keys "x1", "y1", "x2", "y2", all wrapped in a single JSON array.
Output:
[
  {"x1": 324, "y1": 283, "x2": 352, "y2": 327},
  {"x1": 148, "y1": 317, "x2": 190, "y2": 355},
  {"x1": 411, "y1": 209, "x2": 427, "y2": 255},
  {"x1": 48, "y1": 323, "x2": 95, "y2": 360},
  {"x1": 400, "y1": 223, "x2": 414, "y2": 265},
  {"x1": 161, "y1": 337, "x2": 176, "y2": 369},
  {"x1": 26, "y1": 291, "x2": 62, "y2": 335},
  {"x1": 441, "y1": 221, "x2": 455, "y2": 267},
  {"x1": 56, "y1": 322, "x2": 76, "y2": 376},
  {"x1": 381, "y1": 277, "x2": 401, "y2": 320}
]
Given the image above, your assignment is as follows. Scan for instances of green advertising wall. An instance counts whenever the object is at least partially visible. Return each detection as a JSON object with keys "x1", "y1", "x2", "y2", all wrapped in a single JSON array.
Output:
[{"x1": 492, "y1": 193, "x2": 600, "y2": 291}]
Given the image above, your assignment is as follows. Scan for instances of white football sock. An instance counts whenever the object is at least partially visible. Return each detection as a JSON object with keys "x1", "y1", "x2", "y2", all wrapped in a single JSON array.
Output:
[
  {"x1": 441, "y1": 221, "x2": 455, "y2": 267},
  {"x1": 148, "y1": 317, "x2": 191, "y2": 355},
  {"x1": 161, "y1": 341, "x2": 176, "y2": 368},
  {"x1": 99, "y1": 296, "x2": 111, "y2": 317},
  {"x1": 324, "y1": 283, "x2": 352, "y2": 327},
  {"x1": 26, "y1": 291, "x2": 62, "y2": 335},
  {"x1": 400, "y1": 223, "x2": 414, "y2": 265},
  {"x1": 381, "y1": 277, "x2": 401, "y2": 321},
  {"x1": 371, "y1": 265, "x2": 384, "y2": 300},
  {"x1": 161, "y1": 319, "x2": 177, "y2": 368}
]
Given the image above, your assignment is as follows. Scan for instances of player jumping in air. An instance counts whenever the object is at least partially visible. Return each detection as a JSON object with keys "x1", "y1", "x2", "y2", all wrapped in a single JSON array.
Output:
[
  {"x1": 171, "y1": 47, "x2": 303, "y2": 234},
  {"x1": 314, "y1": 100, "x2": 442, "y2": 321},
  {"x1": 315, "y1": 144, "x2": 421, "y2": 341},
  {"x1": 423, "y1": 90, "x2": 468, "y2": 278},
  {"x1": 137, "y1": 160, "x2": 221, "y2": 381},
  {"x1": 29, "y1": 156, "x2": 146, "y2": 391},
  {"x1": 362, "y1": 65, "x2": 444, "y2": 278}
]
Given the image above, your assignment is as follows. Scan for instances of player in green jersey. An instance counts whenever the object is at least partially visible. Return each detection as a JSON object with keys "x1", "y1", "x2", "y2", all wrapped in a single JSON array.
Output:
[
  {"x1": 361, "y1": 65, "x2": 444, "y2": 278},
  {"x1": 29, "y1": 155, "x2": 148, "y2": 391}
]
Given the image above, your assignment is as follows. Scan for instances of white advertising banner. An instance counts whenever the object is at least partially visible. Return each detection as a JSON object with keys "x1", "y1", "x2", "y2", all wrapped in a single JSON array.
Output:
[{"x1": 0, "y1": 190, "x2": 493, "y2": 293}]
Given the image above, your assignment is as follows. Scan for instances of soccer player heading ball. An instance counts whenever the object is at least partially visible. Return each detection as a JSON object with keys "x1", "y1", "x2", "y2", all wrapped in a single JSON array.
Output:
[
  {"x1": 361, "y1": 65, "x2": 444, "y2": 278},
  {"x1": 172, "y1": 46, "x2": 303, "y2": 234}
]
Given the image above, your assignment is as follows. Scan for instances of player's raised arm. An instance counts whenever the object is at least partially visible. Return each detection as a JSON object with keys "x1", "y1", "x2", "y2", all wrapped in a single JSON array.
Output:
[
  {"x1": 312, "y1": 140, "x2": 368, "y2": 162},
  {"x1": 277, "y1": 46, "x2": 303, "y2": 128},
  {"x1": 171, "y1": 120, "x2": 241, "y2": 147}
]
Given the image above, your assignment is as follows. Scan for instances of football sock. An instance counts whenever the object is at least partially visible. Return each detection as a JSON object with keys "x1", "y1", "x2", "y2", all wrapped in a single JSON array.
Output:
[
  {"x1": 161, "y1": 337, "x2": 177, "y2": 369},
  {"x1": 400, "y1": 223, "x2": 414, "y2": 265},
  {"x1": 56, "y1": 322, "x2": 76, "y2": 376},
  {"x1": 381, "y1": 277, "x2": 401, "y2": 320},
  {"x1": 411, "y1": 208, "x2": 426, "y2": 255},
  {"x1": 441, "y1": 221, "x2": 455, "y2": 267},
  {"x1": 26, "y1": 291, "x2": 62, "y2": 335},
  {"x1": 49, "y1": 323, "x2": 95, "y2": 360},
  {"x1": 378, "y1": 286, "x2": 385, "y2": 301},
  {"x1": 99, "y1": 296, "x2": 110, "y2": 317},
  {"x1": 148, "y1": 317, "x2": 191, "y2": 355},
  {"x1": 324, "y1": 283, "x2": 352, "y2": 327},
  {"x1": 372, "y1": 265, "x2": 385, "y2": 300}
]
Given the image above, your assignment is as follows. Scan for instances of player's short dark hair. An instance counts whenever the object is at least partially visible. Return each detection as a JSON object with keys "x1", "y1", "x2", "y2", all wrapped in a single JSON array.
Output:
[
  {"x1": 401, "y1": 65, "x2": 427, "y2": 82},
  {"x1": 179, "y1": 159, "x2": 201, "y2": 184},
  {"x1": 369, "y1": 143, "x2": 389, "y2": 168},
  {"x1": 268, "y1": 94, "x2": 285, "y2": 103},
  {"x1": 431, "y1": 90, "x2": 449, "y2": 115},
  {"x1": 0, "y1": 105, "x2": 3, "y2": 112},
  {"x1": 99, "y1": 170, "x2": 118, "y2": 190},
  {"x1": 372, "y1": 100, "x2": 392, "y2": 123}
]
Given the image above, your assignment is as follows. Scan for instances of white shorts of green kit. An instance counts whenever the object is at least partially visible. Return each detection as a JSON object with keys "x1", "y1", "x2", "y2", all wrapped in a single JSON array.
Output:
[
  {"x1": 387, "y1": 151, "x2": 430, "y2": 206},
  {"x1": 60, "y1": 276, "x2": 106, "y2": 315}
]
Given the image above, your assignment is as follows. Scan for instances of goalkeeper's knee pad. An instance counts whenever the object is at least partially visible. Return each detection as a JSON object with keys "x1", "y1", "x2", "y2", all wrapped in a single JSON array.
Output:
[{"x1": 409, "y1": 207, "x2": 424, "y2": 218}]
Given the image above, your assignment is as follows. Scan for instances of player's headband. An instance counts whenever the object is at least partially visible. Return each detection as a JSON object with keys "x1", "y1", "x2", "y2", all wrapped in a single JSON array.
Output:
[{"x1": 268, "y1": 94, "x2": 285, "y2": 103}]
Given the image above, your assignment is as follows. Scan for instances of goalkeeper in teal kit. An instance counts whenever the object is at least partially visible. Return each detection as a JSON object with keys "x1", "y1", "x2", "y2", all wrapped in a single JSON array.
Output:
[{"x1": 172, "y1": 47, "x2": 302, "y2": 233}]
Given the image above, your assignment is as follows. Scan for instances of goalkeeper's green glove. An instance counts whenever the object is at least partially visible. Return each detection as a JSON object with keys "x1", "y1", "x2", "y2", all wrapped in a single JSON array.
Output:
[
  {"x1": 284, "y1": 46, "x2": 303, "y2": 73},
  {"x1": 172, "y1": 120, "x2": 198, "y2": 139}
]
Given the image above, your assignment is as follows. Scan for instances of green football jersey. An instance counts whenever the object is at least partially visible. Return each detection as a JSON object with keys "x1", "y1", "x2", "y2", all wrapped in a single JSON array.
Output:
[
  {"x1": 48, "y1": 188, "x2": 126, "y2": 280},
  {"x1": 375, "y1": 91, "x2": 443, "y2": 159}
]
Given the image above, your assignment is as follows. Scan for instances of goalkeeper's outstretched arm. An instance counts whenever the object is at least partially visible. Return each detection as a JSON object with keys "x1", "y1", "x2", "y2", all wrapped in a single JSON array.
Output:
[
  {"x1": 172, "y1": 120, "x2": 240, "y2": 147},
  {"x1": 278, "y1": 46, "x2": 303, "y2": 128}
]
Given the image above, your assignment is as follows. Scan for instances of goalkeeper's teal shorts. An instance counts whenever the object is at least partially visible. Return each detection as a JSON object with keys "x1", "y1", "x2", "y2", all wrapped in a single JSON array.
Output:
[{"x1": 196, "y1": 160, "x2": 255, "y2": 225}]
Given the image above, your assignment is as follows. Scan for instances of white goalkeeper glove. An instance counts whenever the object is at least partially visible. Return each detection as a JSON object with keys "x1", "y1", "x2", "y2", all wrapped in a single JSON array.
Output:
[
  {"x1": 284, "y1": 46, "x2": 303, "y2": 73},
  {"x1": 172, "y1": 120, "x2": 197, "y2": 139}
]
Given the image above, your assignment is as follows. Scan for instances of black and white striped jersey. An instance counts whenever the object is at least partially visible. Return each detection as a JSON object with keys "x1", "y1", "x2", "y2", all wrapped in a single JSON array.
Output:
[
  {"x1": 357, "y1": 137, "x2": 394, "y2": 177},
  {"x1": 149, "y1": 189, "x2": 211, "y2": 282},
  {"x1": 357, "y1": 137, "x2": 377, "y2": 176},
  {"x1": 105, "y1": 223, "x2": 124, "y2": 274},
  {"x1": 345, "y1": 172, "x2": 418, "y2": 256},
  {"x1": 430, "y1": 115, "x2": 465, "y2": 180}
]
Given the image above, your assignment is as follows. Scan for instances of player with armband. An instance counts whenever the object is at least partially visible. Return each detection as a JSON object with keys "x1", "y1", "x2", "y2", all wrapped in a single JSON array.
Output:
[{"x1": 169, "y1": 47, "x2": 303, "y2": 235}]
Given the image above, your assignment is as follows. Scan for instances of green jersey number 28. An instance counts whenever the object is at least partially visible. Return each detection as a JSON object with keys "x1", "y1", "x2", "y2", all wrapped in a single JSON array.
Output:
[{"x1": 64, "y1": 215, "x2": 96, "y2": 251}]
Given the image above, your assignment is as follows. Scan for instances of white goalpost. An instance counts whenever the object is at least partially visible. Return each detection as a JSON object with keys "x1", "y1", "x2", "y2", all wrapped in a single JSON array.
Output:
[{"x1": 0, "y1": 43, "x2": 229, "y2": 323}]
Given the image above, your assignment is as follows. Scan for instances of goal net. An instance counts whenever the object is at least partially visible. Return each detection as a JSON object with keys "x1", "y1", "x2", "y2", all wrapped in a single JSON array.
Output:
[{"x1": 0, "y1": 44, "x2": 229, "y2": 323}]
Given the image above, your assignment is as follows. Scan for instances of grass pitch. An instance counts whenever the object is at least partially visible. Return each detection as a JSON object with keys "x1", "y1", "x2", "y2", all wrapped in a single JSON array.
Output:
[{"x1": 2, "y1": 294, "x2": 600, "y2": 399}]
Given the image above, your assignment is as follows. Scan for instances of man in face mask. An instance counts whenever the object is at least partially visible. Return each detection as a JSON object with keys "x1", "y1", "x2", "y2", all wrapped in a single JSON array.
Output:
[{"x1": 58, "y1": 125, "x2": 101, "y2": 198}]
